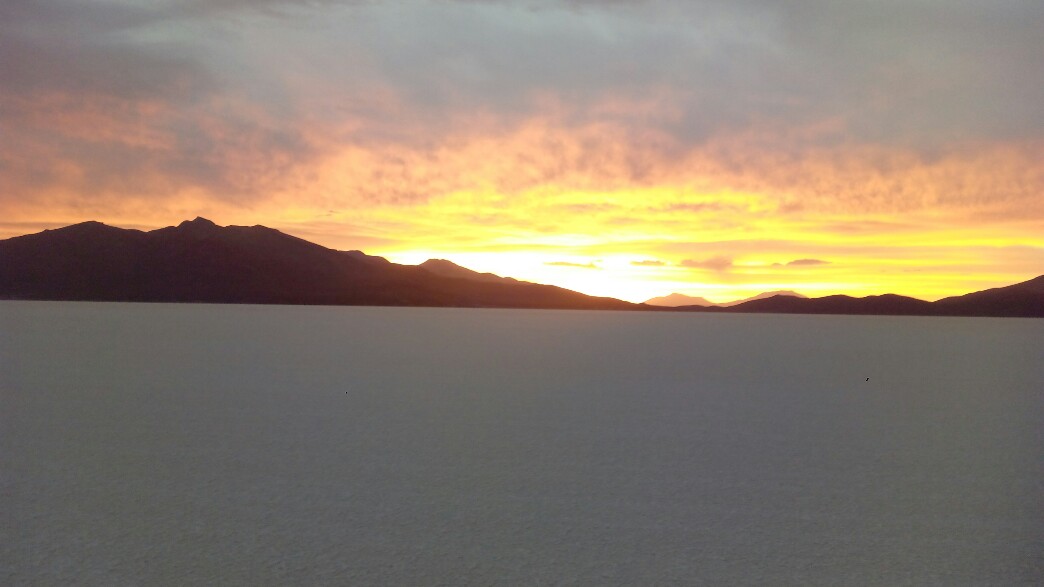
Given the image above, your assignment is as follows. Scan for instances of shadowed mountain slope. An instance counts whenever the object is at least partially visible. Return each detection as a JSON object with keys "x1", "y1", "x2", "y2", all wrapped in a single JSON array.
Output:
[
  {"x1": 932, "y1": 275, "x2": 1044, "y2": 317},
  {"x1": 418, "y1": 259, "x2": 518, "y2": 284},
  {"x1": 0, "y1": 218, "x2": 634, "y2": 310}
]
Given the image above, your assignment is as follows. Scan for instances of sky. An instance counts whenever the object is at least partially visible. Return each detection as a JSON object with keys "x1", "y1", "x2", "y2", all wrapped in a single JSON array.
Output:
[{"x1": 1, "y1": 0, "x2": 1042, "y2": 302}]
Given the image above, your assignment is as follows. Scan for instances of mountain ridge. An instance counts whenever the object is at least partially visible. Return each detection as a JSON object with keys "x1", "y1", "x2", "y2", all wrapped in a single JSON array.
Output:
[
  {"x1": 644, "y1": 293, "x2": 714, "y2": 307},
  {"x1": 646, "y1": 290, "x2": 806, "y2": 307},
  {"x1": 0, "y1": 219, "x2": 634, "y2": 310},
  {"x1": 418, "y1": 259, "x2": 519, "y2": 284},
  {"x1": 1, "y1": 219, "x2": 1041, "y2": 317}
]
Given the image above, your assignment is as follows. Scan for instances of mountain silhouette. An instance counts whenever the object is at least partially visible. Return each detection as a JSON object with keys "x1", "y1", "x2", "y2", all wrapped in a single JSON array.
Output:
[
  {"x1": 0, "y1": 218, "x2": 634, "y2": 310},
  {"x1": 0, "y1": 219, "x2": 1040, "y2": 317},
  {"x1": 674, "y1": 284, "x2": 1042, "y2": 318},
  {"x1": 716, "y1": 290, "x2": 807, "y2": 307},
  {"x1": 644, "y1": 293, "x2": 715, "y2": 307},
  {"x1": 645, "y1": 290, "x2": 805, "y2": 307},
  {"x1": 418, "y1": 259, "x2": 518, "y2": 284},
  {"x1": 932, "y1": 274, "x2": 1044, "y2": 317},
  {"x1": 706, "y1": 293, "x2": 935, "y2": 315}
]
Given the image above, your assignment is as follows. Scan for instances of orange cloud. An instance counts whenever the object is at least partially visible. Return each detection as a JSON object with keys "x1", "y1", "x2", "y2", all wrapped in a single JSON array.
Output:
[
  {"x1": 2, "y1": 16, "x2": 1041, "y2": 306},
  {"x1": 680, "y1": 257, "x2": 734, "y2": 272}
]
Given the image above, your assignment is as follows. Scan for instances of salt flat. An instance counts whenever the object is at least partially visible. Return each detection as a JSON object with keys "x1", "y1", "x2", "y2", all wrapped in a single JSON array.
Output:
[{"x1": 2, "y1": 302, "x2": 1041, "y2": 585}]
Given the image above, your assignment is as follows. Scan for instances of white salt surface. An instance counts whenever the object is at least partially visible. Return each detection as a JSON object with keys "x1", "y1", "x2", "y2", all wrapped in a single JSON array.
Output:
[{"x1": 1, "y1": 302, "x2": 1042, "y2": 585}]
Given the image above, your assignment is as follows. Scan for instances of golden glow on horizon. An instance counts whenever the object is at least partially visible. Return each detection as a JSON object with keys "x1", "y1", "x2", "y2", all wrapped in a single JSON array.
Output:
[
  {"x1": 2, "y1": 0, "x2": 1042, "y2": 308},
  {"x1": 335, "y1": 177, "x2": 1043, "y2": 302},
  {"x1": 371, "y1": 206, "x2": 1043, "y2": 303},
  {"x1": 3, "y1": 179, "x2": 1042, "y2": 303},
  {"x1": 2, "y1": 128, "x2": 1041, "y2": 304}
]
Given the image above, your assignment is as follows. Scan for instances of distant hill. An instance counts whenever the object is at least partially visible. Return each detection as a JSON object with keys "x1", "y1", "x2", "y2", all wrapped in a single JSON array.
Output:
[
  {"x1": 644, "y1": 293, "x2": 714, "y2": 307},
  {"x1": 714, "y1": 293, "x2": 934, "y2": 315},
  {"x1": 0, "y1": 218, "x2": 1040, "y2": 317},
  {"x1": 932, "y1": 275, "x2": 1044, "y2": 317},
  {"x1": 0, "y1": 218, "x2": 634, "y2": 311},
  {"x1": 717, "y1": 290, "x2": 806, "y2": 307},
  {"x1": 674, "y1": 282, "x2": 1043, "y2": 318},
  {"x1": 646, "y1": 290, "x2": 805, "y2": 307}
]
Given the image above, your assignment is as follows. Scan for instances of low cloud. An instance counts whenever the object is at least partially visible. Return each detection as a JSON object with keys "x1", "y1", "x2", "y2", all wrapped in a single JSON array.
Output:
[
  {"x1": 631, "y1": 259, "x2": 665, "y2": 266},
  {"x1": 787, "y1": 258, "x2": 830, "y2": 266},
  {"x1": 659, "y1": 203, "x2": 732, "y2": 214},
  {"x1": 680, "y1": 256, "x2": 732, "y2": 271},
  {"x1": 546, "y1": 260, "x2": 601, "y2": 269}
]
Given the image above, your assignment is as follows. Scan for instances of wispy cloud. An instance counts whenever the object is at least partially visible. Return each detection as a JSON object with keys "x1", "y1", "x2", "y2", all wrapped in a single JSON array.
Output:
[
  {"x1": 546, "y1": 260, "x2": 601, "y2": 269},
  {"x1": 680, "y1": 256, "x2": 732, "y2": 271},
  {"x1": 631, "y1": 259, "x2": 665, "y2": 266},
  {"x1": 787, "y1": 258, "x2": 830, "y2": 266}
]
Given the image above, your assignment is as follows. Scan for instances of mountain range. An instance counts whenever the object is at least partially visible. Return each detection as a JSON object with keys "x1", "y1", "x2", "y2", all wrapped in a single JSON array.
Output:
[
  {"x1": 645, "y1": 290, "x2": 807, "y2": 307},
  {"x1": 0, "y1": 218, "x2": 631, "y2": 311},
  {"x1": 1, "y1": 218, "x2": 1041, "y2": 317}
]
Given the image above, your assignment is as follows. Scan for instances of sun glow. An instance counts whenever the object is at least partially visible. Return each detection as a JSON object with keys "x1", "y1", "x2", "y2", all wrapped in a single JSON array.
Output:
[
  {"x1": 342, "y1": 177, "x2": 1042, "y2": 303},
  {"x1": 1, "y1": 0, "x2": 1041, "y2": 308},
  {"x1": 5, "y1": 180, "x2": 1041, "y2": 304},
  {"x1": 4, "y1": 125, "x2": 1042, "y2": 305}
]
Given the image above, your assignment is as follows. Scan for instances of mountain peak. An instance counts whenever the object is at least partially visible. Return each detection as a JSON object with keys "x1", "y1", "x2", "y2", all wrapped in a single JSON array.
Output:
[
  {"x1": 420, "y1": 259, "x2": 460, "y2": 269},
  {"x1": 646, "y1": 290, "x2": 807, "y2": 307},
  {"x1": 418, "y1": 258, "x2": 515, "y2": 284},
  {"x1": 644, "y1": 293, "x2": 714, "y2": 307},
  {"x1": 718, "y1": 290, "x2": 806, "y2": 307},
  {"x1": 178, "y1": 217, "x2": 218, "y2": 229},
  {"x1": 48, "y1": 220, "x2": 127, "y2": 237},
  {"x1": 173, "y1": 217, "x2": 222, "y2": 237}
]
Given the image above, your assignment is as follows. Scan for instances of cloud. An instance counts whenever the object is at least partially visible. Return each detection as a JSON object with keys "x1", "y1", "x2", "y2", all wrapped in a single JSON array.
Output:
[
  {"x1": 1, "y1": 0, "x2": 1041, "y2": 229},
  {"x1": 680, "y1": 256, "x2": 732, "y2": 271},
  {"x1": 659, "y1": 203, "x2": 734, "y2": 214},
  {"x1": 379, "y1": 0, "x2": 1042, "y2": 150},
  {"x1": 546, "y1": 260, "x2": 601, "y2": 269},
  {"x1": 787, "y1": 258, "x2": 830, "y2": 266},
  {"x1": 631, "y1": 259, "x2": 665, "y2": 266},
  {"x1": 174, "y1": 0, "x2": 358, "y2": 17},
  {"x1": 0, "y1": 1, "x2": 212, "y2": 100},
  {"x1": 0, "y1": 0, "x2": 326, "y2": 208}
]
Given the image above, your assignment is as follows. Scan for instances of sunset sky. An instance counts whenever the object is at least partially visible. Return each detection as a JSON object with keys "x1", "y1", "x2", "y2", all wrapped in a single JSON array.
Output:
[{"x1": 2, "y1": 0, "x2": 1041, "y2": 302}]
